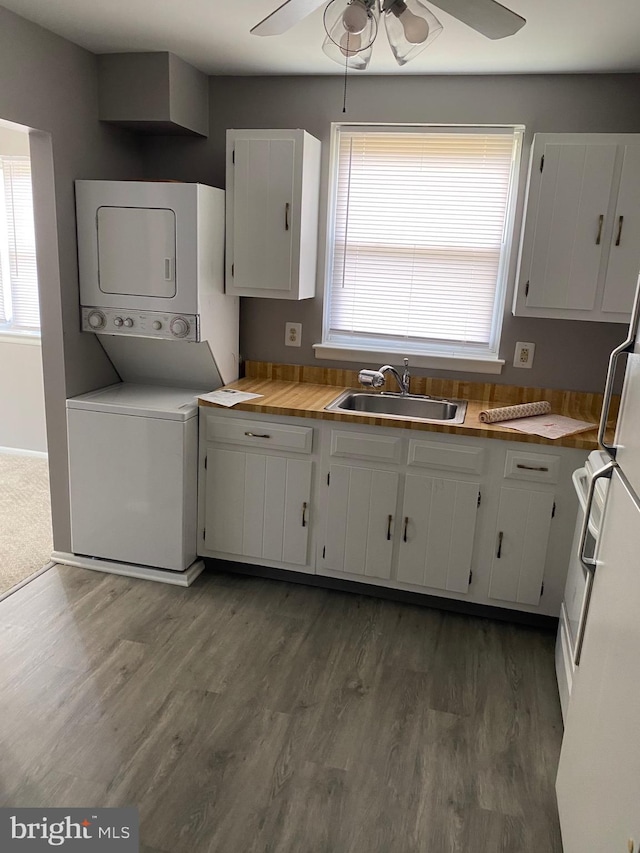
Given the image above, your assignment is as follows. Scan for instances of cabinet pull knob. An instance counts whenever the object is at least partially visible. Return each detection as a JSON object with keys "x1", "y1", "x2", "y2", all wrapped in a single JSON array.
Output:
[
  {"x1": 596, "y1": 214, "x2": 604, "y2": 245},
  {"x1": 285, "y1": 202, "x2": 290, "y2": 231},
  {"x1": 616, "y1": 214, "x2": 624, "y2": 246},
  {"x1": 496, "y1": 531, "x2": 504, "y2": 559},
  {"x1": 244, "y1": 432, "x2": 270, "y2": 438},
  {"x1": 301, "y1": 501, "x2": 307, "y2": 527},
  {"x1": 516, "y1": 463, "x2": 549, "y2": 472},
  {"x1": 403, "y1": 516, "x2": 408, "y2": 542},
  {"x1": 387, "y1": 514, "x2": 392, "y2": 541}
]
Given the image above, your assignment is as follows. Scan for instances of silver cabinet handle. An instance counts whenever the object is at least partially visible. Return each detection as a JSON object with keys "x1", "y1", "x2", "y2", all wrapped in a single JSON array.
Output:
[
  {"x1": 164, "y1": 258, "x2": 174, "y2": 280},
  {"x1": 517, "y1": 463, "x2": 549, "y2": 472},
  {"x1": 615, "y1": 214, "x2": 624, "y2": 246},
  {"x1": 301, "y1": 501, "x2": 307, "y2": 527},
  {"x1": 574, "y1": 459, "x2": 616, "y2": 666},
  {"x1": 496, "y1": 531, "x2": 503, "y2": 558},
  {"x1": 403, "y1": 516, "x2": 408, "y2": 542},
  {"x1": 387, "y1": 514, "x2": 392, "y2": 541},
  {"x1": 596, "y1": 214, "x2": 604, "y2": 245},
  {"x1": 244, "y1": 432, "x2": 270, "y2": 438},
  {"x1": 598, "y1": 273, "x2": 640, "y2": 456},
  {"x1": 285, "y1": 202, "x2": 290, "y2": 231}
]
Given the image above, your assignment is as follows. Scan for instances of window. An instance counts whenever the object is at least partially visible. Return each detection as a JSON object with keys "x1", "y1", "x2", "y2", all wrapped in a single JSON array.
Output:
[
  {"x1": 319, "y1": 125, "x2": 523, "y2": 371},
  {"x1": 0, "y1": 155, "x2": 40, "y2": 334}
]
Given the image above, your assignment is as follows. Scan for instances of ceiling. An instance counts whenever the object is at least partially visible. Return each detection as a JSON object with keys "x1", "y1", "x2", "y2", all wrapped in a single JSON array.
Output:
[{"x1": 3, "y1": 0, "x2": 640, "y2": 76}]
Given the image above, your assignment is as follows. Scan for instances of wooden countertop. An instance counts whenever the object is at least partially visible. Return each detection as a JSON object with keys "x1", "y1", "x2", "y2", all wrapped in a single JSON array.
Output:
[{"x1": 199, "y1": 374, "x2": 610, "y2": 451}]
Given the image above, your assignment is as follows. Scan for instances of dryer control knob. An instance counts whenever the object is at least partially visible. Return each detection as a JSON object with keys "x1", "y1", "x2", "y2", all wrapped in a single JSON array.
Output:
[
  {"x1": 123, "y1": 318, "x2": 134, "y2": 328},
  {"x1": 87, "y1": 310, "x2": 106, "y2": 330},
  {"x1": 113, "y1": 317, "x2": 124, "y2": 327},
  {"x1": 170, "y1": 317, "x2": 190, "y2": 338},
  {"x1": 152, "y1": 320, "x2": 162, "y2": 330}
]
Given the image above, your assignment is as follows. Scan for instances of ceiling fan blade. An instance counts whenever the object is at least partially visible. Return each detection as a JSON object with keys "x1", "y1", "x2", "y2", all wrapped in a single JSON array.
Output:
[
  {"x1": 426, "y1": 0, "x2": 525, "y2": 39},
  {"x1": 251, "y1": 0, "x2": 327, "y2": 36}
]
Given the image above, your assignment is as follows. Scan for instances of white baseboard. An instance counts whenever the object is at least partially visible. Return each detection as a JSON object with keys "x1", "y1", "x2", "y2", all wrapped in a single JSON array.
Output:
[
  {"x1": 51, "y1": 551, "x2": 205, "y2": 587},
  {"x1": 0, "y1": 446, "x2": 48, "y2": 458}
]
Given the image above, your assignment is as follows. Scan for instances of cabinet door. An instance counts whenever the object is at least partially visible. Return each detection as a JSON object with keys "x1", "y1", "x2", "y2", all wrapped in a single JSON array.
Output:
[
  {"x1": 323, "y1": 464, "x2": 398, "y2": 580},
  {"x1": 525, "y1": 142, "x2": 617, "y2": 312},
  {"x1": 601, "y1": 145, "x2": 640, "y2": 315},
  {"x1": 397, "y1": 474, "x2": 479, "y2": 593},
  {"x1": 488, "y1": 487, "x2": 555, "y2": 606},
  {"x1": 231, "y1": 137, "x2": 295, "y2": 294},
  {"x1": 204, "y1": 448, "x2": 312, "y2": 566}
]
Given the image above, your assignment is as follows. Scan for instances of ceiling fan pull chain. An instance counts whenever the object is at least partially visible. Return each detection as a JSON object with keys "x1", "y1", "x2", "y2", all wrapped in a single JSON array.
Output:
[{"x1": 343, "y1": 32, "x2": 349, "y2": 113}]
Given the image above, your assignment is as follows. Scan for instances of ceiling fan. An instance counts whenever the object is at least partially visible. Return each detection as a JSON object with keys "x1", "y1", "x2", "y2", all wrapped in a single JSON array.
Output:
[{"x1": 251, "y1": 0, "x2": 526, "y2": 69}]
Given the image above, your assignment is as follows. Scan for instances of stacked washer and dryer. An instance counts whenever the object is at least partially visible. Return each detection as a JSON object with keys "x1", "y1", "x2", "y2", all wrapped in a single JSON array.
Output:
[{"x1": 57, "y1": 181, "x2": 239, "y2": 585}]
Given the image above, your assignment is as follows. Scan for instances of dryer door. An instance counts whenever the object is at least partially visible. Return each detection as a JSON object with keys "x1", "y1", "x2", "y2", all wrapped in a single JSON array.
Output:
[{"x1": 97, "y1": 206, "x2": 176, "y2": 299}]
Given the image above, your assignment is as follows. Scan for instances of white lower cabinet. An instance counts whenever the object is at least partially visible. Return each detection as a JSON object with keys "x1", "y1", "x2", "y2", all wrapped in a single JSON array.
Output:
[
  {"x1": 198, "y1": 408, "x2": 587, "y2": 617},
  {"x1": 204, "y1": 448, "x2": 312, "y2": 566},
  {"x1": 488, "y1": 486, "x2": 555, "y2": 606},
  {"x1": 199, "y1": 409, "x2": 316, "y2": 571},
  {"x1": 397, "y1": 474, "x2": 480, "y2": 594},
  {"x1": 323, "y1": 464, "x2": 398, "y2": 579}
]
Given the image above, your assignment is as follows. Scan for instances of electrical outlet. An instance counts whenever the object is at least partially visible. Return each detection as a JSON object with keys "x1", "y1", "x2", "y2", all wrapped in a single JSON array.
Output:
[
  {"x1": 285, "y1": 322, "x2": 302, "y2": 347},
  {"x1": 514, "y1": 341, "x2": 535, "y2": 368}
]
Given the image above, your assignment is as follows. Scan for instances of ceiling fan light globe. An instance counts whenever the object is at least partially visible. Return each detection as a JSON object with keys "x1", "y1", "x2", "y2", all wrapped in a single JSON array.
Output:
[
  {"x1": 342, "y1": 1, "x2": 369, "y2": 34},
  {"x1": 322, "y1": 0, "x2": 378, "y2": 68},
  {"x1": 340, "y1": 30, "x2": 363, "y2": 54},
  {"x1": 397, "y1": 7, "x2": 429, "y2": 43},
  {"x1": 383, "y1": 0, "x2": 442, "y2": 64},
  {"x1": 322, "y1": 33, "x2": 373, "y2": 68}
]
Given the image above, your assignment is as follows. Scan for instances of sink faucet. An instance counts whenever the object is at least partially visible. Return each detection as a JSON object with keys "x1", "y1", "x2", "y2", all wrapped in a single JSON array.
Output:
[{"x1": 358, "y1": 358, "x2": 411, "y2": 395}]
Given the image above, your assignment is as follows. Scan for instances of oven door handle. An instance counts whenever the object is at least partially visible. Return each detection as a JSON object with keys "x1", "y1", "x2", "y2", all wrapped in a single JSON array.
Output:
[
  {"x1": 574, "y1": 460, "x2": 616, "y2": 666},
  {"x1": 572, "y1": 467, "x2": 589, "y2": 514}
]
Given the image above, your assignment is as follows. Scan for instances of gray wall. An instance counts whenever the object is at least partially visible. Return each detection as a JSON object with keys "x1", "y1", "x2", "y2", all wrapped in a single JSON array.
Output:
[
  {"x1": 0, "y1": 5, "x2": 142, "y2": 550},
  {"x1": 143, "y1": 73, "x2": 640, "y2": 392}
]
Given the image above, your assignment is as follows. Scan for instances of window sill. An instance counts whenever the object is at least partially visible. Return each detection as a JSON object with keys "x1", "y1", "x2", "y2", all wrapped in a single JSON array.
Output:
[
  {"x1": 0, "y1": 330, "x2": 41, "y2": 346},
  {"x1": 313, "y1": 343, "x2": 505, "y2": 375}
]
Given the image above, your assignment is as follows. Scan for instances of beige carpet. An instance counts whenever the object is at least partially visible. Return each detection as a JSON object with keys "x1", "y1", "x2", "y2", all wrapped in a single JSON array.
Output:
[{"x1": 0, "y1": 452, "x2": 53, "y2": 595}]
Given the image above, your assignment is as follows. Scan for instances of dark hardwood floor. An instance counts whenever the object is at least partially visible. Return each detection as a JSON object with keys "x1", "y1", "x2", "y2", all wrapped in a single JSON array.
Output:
[{"x1": 0, "y1": 565, "x2": 564, "y2": 852}]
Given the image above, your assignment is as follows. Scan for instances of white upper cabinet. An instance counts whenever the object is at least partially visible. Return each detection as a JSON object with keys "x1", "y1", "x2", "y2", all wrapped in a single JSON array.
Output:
[
  {"x1": 513, "y1": 133, "x2": 640, "y2": 323},
  {"x1": 225, "y1": 129, "x2": 321, "y2": 300}
]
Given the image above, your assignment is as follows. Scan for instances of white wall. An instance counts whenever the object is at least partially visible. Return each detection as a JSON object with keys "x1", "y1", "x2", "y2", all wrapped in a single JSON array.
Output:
[
  {"x1": 0, "y1": 337, "x2": 46, "y2": 452},
  {"x1": 0, "y1": 124, "x2": 46, "y2": 453},
  {"x1": 0, "y1": 125, "x2": 29, "y2": 155}
]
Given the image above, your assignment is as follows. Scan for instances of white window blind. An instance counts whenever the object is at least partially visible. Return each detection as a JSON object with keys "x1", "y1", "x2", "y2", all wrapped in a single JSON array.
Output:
[
  {"x1": 325, "y1": 127, "x2": 522, "y2": 357},
  {"x1": 0, "y1": 156, "x2": 40, "y2": 331}
]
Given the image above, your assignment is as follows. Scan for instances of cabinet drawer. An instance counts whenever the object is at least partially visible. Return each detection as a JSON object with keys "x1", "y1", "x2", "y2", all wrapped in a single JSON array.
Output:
[
  {"x1": 330, "y1": 430, "x2": 403, "y2": 463},
  {"x1": 504, "y1": 450, "x2": 560, "y2": 484},
  {"x1": 205, "y1": 415, "x2": 313, "y2": 453},
  {"x1": 407, "y1": 439, "x2": 485, "y2": 474}
]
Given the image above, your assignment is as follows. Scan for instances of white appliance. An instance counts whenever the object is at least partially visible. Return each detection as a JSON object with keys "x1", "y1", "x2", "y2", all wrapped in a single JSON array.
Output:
[
  {"x1": 556, "y1": 277, "x2": 640, "y2": 852},
  {"x1": 75, "y1": 180, "x2": 239, "y2": 385},
  {"x1": 555, "y1": 448, "x2": 609, "y2": 722},
  {"x1": 64, "y1": 383, "x2": 204, "y2": 586},
  {"x1": 61, "y1": 179, "x2": 239, "y2": 585}
]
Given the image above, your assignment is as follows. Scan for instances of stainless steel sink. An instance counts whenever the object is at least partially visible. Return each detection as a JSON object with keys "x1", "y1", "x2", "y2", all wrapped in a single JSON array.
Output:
[{"x1": 325, "y1": 390, "x2": 467, "y2": 424}]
